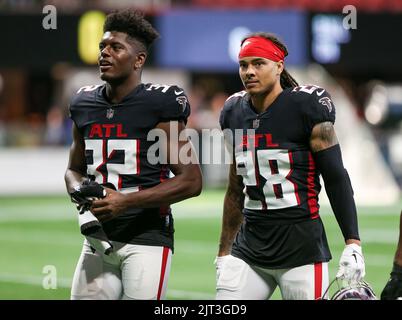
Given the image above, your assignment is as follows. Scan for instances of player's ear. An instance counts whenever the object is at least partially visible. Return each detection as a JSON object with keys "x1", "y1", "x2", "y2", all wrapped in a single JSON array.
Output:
[
  {"x1": 134, "y1": 52, "x2": 147, "y2": 70},
  {"x1": 276, "y1": 60, "x2": 284, "y2": 75}
]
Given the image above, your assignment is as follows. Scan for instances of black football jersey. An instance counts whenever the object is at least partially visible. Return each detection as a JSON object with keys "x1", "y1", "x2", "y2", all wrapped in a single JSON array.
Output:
[
  {"x1": 220, "y1": 85, "x2": 335, "y2": 268},
  {"x1": 69, "y1": 83, "x2": 190, "y2": 250}
]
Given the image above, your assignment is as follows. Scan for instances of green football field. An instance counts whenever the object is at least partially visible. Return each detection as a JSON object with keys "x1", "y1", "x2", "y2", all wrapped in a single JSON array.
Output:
[{"x1": 0, "y1": 189, "x2": 401, "y2": 300}]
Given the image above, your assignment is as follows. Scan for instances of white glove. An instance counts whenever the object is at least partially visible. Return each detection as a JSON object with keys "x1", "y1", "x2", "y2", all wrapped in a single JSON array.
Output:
[
  {"x1": 214, "y1": 255, "x2": 231, "y2": 282},
  {"x1": 336, "y1": 243, "x2": 365, "y2": 283}
]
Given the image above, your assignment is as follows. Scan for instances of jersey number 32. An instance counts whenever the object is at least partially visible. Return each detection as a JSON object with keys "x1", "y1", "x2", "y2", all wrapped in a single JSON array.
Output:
[{"x1": 85, "y1": 139, "x2": 139, "y2": 193}]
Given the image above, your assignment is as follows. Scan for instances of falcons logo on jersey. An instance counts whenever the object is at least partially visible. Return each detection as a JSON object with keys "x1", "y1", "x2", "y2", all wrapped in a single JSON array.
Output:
[
  {"x1": 319, "y1": 97, "x2": 333, "y2": 113},
  {"x1": 176, "y1": 96, "x2": 188, "y2": 112}
]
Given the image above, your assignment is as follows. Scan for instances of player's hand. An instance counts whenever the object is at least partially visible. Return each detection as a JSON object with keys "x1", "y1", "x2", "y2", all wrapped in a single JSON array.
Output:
[
  {"x1": 69, "y1": 180, "x2": 106, "y2": 213},
  {"x1": 90, "y1": 188, "x2": 128, "y2": 222},
  {"x1": 336, "y1": 243, "x2": 365, "y2": 283},
  {"x1": 381, "y1": 263, "x2": 402, "y2": 300},
  {"x1": 214, "y1": 255, "x2": 231, "y2": 282}
]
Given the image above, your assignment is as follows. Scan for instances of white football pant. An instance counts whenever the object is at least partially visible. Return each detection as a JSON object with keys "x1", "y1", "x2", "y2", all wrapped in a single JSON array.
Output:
[
  {"x1": 216, "y1": 255, "x2": 328, "y2": 300},
  {"x1": 71, "y1": 239, "x2": 172, "y2": 300}
]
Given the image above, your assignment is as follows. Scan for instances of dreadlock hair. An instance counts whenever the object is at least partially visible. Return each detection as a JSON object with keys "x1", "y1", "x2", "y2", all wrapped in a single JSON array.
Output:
[
  {"x1": 103, "y1": 9, "x2": 160, "y2": 53},
  {"x1": 240, "y1": 32, "x2": 299, "y2": 89}
]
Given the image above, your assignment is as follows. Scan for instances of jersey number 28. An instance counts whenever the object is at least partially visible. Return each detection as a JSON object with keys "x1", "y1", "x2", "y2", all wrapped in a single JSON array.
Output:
[{"x1": 235, "y1": 149, "x2": 300, "y2": 210}]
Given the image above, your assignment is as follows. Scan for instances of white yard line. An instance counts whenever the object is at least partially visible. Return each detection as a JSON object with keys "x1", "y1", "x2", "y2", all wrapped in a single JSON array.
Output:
[
  {"x1": 364, "y1": 254, "x2": 396, "y2": 267},
  {"x1": 0, "y1": 227, "x2": 398, "y2": 252},
  {"x1": 0, "y1": 273, "x2": 72, "y2": 288},
  {"x1": 0, "y1": 232, "x2": 217, "y2": 254},
  {"x1": 0, "y1": 231, "x2": 81, "y2": 246},
  {"x1": 360, "y1": 229, "x2": 399, "y2": 244},
  {"x1": 1, "y1": 204, "x2": 401, "y2": 223}
]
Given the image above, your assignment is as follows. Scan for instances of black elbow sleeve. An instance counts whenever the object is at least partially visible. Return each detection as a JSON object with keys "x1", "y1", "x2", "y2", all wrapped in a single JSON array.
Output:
[{"x1": 313, "y1": 144, "x2": 360, "y2": 241}]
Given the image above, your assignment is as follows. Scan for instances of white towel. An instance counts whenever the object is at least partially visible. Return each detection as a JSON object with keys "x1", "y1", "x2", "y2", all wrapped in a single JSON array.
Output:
[{"x1": 78, "y1": 210, "x2": 113, "y2": 255}]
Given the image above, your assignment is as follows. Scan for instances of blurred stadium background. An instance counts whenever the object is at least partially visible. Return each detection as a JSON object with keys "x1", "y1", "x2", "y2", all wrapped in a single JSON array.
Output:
[{"x1": 1, "y1": 0, "x2": 402, "y2": 300}]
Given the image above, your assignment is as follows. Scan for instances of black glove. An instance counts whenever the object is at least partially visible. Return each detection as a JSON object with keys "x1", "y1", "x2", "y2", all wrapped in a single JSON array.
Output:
[
  {"x1": 101, "y1": 182, "x2": 117, "y2": 191},
  {"x1": 381, "y1": 263, "x2": 402, "y2": 300},
  {"x1": 70, "y1": 180, "x2": 109, "y2": 213}
]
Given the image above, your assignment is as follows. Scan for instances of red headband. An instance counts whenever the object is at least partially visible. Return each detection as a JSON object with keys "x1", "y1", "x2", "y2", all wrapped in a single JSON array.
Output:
[{"x1": 238, "y1": 36, "x2": 285, "y2": 62}]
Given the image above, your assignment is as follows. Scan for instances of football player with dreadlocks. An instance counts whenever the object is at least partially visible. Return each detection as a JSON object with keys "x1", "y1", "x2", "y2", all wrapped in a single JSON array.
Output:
[{"x1": 215, "y1": 32, "x2": 365, "y2": 300}]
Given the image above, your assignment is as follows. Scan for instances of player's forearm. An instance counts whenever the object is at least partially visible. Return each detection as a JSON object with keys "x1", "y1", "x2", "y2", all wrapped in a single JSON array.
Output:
[
  {"x1": 65, "y1": 124, "x2": 87, "y2": 194},
  {"x1": 314, "y1": 145, "x2": 360, "y2": 241},
  {"x1": 64, "y1": 168, "x2": 87, "y2": 194},
  {"x1": 325, "y1": 181, "x2": 360, "y2": 241},
  {"x1": 218, "y1": 188, "x2": 244, "y2": 256},
  {"x1": 310, "y1": 123, "x2": 360, "y2": 241},
  {"x1": 346, "y1": 238, "x2": 361, "y2": 246},
  {"x1": 122, "y1": 168, "x2": 202, "y2": 208}
]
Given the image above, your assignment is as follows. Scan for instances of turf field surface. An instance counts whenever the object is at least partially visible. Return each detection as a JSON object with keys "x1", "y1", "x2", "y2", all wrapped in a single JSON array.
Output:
[{"x1": 0, "y1": 190, "x2": 400, "y2": 300}]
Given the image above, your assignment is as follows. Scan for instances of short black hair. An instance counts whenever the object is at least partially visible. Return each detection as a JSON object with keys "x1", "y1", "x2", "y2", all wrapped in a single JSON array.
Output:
[{"x1": 103, "y1": 9, "x2": 160, "y2": 52}]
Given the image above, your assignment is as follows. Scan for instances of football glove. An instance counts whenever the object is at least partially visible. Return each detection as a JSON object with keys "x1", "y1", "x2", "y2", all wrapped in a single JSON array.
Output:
[
  {"x1": 70, "y1": 180, "x2": 115, "y2": 213},
  {"x1": 381, "y1": 263, "x2": 402, "y2": 300},
  {"x1": 336, "y1": 243, "x2": 365, "y2": 283}
]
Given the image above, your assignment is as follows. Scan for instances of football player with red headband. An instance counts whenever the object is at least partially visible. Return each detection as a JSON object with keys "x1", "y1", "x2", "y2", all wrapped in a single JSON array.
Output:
[{"x1": 215, "y1": 32, "x2": 365, "y2": 300}]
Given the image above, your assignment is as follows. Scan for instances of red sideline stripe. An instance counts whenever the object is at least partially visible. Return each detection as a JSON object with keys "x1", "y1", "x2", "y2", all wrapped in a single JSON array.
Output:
[
  {"x1": 307, "y1": 152, "x2": 319, "y2": 219},
  {"x1": 314, "y1": 262, "x2": 322, "y2": 299},
  {"x1": 157, "y1": 247, "x2": 170, "y2": 300}
]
